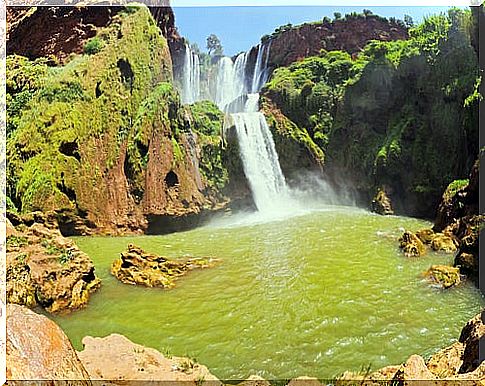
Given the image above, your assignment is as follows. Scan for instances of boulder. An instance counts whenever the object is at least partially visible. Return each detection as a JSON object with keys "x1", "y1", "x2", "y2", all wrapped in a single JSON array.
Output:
[
  {"x1": 424, "y1": 265, "x2": 461, "y2": 289},
  {"x1": 7, "y1": 304, "x2": 90, "y2": 383},
  {"x1": 7, "y1": 220, "x2": 101, "y2": 313},
  {"x1": 371, "y1": 188, "x2": 394, "y2": 216},
  {"x1": 392, "y1": 355, "x2": 437, "y2": 383},
  {"x1": 399, "y1": 231, "x2": 426, "y2": 257},
  {"x1": 458, "y1": 312, "x2": 485, "y2": 373},
  {"x1": 415, "y1": 228, "x2": 435, "y2": 244},
  {"x1": 287, "y1": 376, "x2": 322, "y2": 386},
  {"x1": 111, "y1": 244, "x2": 217, "y2": 288},
  {"x1": 430, "y1": 234, "x2": 458, "y2": 253},
  {"x1": 238, "y1": 375, "x2": 271, "y2": 386},
  {"x1": 77, "y1": 334, "x2": 220, "y2": 384},
  {"x1": 426, "y1": 342, "x2": 465, "y2": 378}
]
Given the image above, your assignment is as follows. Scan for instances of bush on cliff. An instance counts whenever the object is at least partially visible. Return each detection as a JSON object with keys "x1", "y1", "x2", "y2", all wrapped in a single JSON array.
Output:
[{"x1": 263, "y1": 8, "x2": 479, "y2": 217}]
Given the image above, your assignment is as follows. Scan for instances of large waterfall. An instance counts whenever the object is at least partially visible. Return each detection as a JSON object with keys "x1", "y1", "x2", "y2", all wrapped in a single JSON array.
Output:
[{"x1": 179, "y1": 41, "x2": 289, "y2": 212}]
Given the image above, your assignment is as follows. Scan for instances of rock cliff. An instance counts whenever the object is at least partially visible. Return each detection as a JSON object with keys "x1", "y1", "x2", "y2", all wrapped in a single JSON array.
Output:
[
  {"x1": 7, "y1": 5, "x2": 229, "y2": 235},
  {"x1": 263, "y1": 14, "x2": 408, "y2": 68}
]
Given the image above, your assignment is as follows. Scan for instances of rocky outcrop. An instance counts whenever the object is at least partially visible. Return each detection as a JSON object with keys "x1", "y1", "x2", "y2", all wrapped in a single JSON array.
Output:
[
  {"x1": 6, "y1": 211, "x2": 101, "y2": 313},
  {"x1": 399, "y1": 231, "x2": 426, "y2": 257},
  {"x1": 434, "y1": 160, "x2": 479, "y2": 233},
  {"x1": 338, "y1": 312, "x2": 485, "y2": 383},
  {"x1": 431, "y1": 160, "x2": 482, "y2": 284},
  {"x1": 371, "y1": 187, "x2": 394, "y2": 215},
  {"x1": 264, "y1": 15, "x2": 408, "y2": 68},
  {"x1": 423, "y1": 265, "x2": 461, "y2": 289},
  {"x1": 7, "y1": 6, "x2": 121, "y2": 63},
  {"x1": 7, "y1": 6, "x2": 229, "y2": 235},
  {"x1": 111, "y1": 244, "x2": 217, "y2": 288},
  {"x1": 77, "y1": 334, "x2": 220, "y2": 384},
  {"x1": 7, "y1": 304, "x2": 91, "y2": 383}
]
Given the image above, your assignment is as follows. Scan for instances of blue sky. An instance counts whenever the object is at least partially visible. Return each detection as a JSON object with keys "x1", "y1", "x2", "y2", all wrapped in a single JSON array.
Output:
[{"x1": 172, "y1": 6, "x2": 459, "y2": 56}]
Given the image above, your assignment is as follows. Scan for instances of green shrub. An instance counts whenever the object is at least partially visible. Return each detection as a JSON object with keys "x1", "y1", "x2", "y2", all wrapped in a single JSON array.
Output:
[{"x1": 84, "y1": 37, "x2": 104, "y2": 55}]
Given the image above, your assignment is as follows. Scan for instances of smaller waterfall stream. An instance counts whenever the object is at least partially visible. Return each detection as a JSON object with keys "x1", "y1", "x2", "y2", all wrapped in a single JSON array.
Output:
[{"x1": 181, "y1": 44, "x2": 200, "y2": 104}]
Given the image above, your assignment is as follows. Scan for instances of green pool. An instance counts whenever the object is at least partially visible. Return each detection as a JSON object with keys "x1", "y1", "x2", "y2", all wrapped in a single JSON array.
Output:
[{"x1": 50, "y1": 205, "x2": 484, "y2": 380}]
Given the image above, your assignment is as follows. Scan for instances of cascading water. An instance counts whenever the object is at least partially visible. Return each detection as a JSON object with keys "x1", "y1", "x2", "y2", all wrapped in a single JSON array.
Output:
[
  {"x1": 181, "y1": 44, "x2": 200, "y2": 104},
  {"x1": 177, "y1": 40, "x2": 290, "y2": 212}
]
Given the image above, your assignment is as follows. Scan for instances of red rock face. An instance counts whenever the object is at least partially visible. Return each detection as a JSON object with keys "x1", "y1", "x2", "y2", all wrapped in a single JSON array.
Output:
[
  {"x1": 7, "y1": 5, "x2": 183, "y2": 64},
  {"x1": 7, "y1": 7, "x2": 119, "y2": 63},
  {"x1": 266, "y1": 17, "x2": 409, "y2": 68}
]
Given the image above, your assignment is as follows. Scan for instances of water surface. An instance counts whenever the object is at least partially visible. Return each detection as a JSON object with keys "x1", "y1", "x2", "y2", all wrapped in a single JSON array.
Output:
[{"x1": 51, "y1": 206, "x2": 484, "y2": 380}]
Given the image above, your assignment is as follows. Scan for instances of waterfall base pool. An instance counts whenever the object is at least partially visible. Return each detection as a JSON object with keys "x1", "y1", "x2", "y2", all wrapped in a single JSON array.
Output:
[{"x1": 51, "y1": 206, "x2": 484, "y2": 380}]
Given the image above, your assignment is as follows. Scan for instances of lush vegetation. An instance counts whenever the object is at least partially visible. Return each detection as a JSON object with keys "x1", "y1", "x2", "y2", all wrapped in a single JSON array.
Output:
[
  {"x1": 6, "y1": 6, "x2": 173, "y2": 215},
  {"x1": 263, "y1": 8, "x2": 479, "y2": 216}
]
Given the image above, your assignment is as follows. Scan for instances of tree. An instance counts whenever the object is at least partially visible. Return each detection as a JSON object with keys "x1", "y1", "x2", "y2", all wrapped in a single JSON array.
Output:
[
  {"x1": 206, "y1": 34, "x2": 223, "y2": 56},
  {"x1": 404, "y1": 14, "x2": 414, "y2": 28},
  {"x1": 334, "y1": 12, "x2": 342, "y2": 20},
  {"x1": 363, "y1": 9, "x2": 373, "y2": 17}
]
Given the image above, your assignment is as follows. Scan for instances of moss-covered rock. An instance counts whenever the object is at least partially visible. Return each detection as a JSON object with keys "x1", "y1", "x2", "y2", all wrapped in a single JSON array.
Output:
[
  {"x1": 424, "y1": 265, "x2": 461, "y2": 289},
  {"x1": 6, "y1": 214, "x2": 101, "y2": 313},
  {"x1": 429, "y1": 233, "x2": 458, "y2": 253},
  {"x1": 399, "y1": 231, "x2": 426, "y2": 257},
  {"x1": 111, "y1": 244, "x2": 217, "y2": 288},
  {"x1": 262, "y1": 10, "x2": 478, "y2": 217},
  {"x1": 7, "y1": 6, "x2": 229, "y2": 234},
  {"x1": 371, "y1": 187, "x2": 394, "y2": 215}
]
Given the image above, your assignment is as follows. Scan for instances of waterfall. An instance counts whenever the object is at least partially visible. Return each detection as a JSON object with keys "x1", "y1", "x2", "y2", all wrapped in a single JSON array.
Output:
[
  {"x1": 232, "y1": 113, "x2": 288, "y2": 212},
  {"x1": 177, "y1": 39, "x2": 289, "y2": 212},
  {"x1": 181, "y1": 44, "x2": 200, "y2": 104},
  {"x1": 251, "y1": 41, "x2": 272, "y2": 93},
  {"x1": 214, "y1": 52, "x2": 249, "y2": 111}
]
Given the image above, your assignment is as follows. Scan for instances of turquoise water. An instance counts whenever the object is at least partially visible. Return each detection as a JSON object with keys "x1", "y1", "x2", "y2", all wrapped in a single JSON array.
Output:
[{"x1": 51, "y1": 206, "x2": 484, "y2": 380}]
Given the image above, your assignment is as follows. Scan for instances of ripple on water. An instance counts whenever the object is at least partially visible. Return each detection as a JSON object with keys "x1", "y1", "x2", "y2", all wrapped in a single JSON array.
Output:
[{"x1": 51, "y1": 207, "x2": 485, "y2": 380}]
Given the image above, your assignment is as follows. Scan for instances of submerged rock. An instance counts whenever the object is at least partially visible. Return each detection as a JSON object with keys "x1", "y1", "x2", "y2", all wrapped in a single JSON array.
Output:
[
  {"x1": 111, "y1": 244, "x2": 217, "y2": 288},
  {"x1": 371, "y1": 188, "x2": 394, "y2": 216},
  {"x1": 399, "y1": 231, "x2": 426, "y2": 257},
  {"x1": 424, "y1": 265, "x2": 461, "y2": 289},
  {"x1": 7, "y1": 304, "x2": 91, "y2": 383},
  {"x1": 77, "y1": 333, "x2": 220, "y2": 384},
  {"x1": 7, "y1": 217, "x2": 101, "y2": 313}
]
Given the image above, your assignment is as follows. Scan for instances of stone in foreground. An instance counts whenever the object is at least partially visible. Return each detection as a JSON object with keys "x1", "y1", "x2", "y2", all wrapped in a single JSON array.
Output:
[
  {"x1": 111, "y1": 243, "x2": 217, "y2": 288},
  {"x1": 77, "y1": 333, "x2": 220, "y2": 385},
  {"x1": 7, "y1": 304, "x2": 91, "y2": 383},
  {"x1": 7, "y1": 213, "x2": 101, "y2": 313}
]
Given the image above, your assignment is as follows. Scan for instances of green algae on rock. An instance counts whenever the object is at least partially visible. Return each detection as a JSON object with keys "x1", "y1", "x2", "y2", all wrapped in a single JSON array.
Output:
[
  {"x1": 399, "y1": 231, "x2": 426, "y2": 257},
  {"x1": 370, "y1": 187, "x2": 394, "y2": 215},
  {"x1": 424, "y1": 265, "x2": 461, "y2": 289},
  {"x1": 111, "y1": 244, "x2": 218, "y2": 288},
  {"x1": 6, "y1": 5, "x2": 229, "y2": 235},
  {"x1": 6, "y1": 212, "x2": 101, "y2": 313}
]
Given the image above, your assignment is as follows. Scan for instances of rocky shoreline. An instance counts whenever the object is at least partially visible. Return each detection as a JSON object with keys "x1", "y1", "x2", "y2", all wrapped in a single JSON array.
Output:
[{"x1": 7, "y1": 303, "x2": 485, "y2": 384}]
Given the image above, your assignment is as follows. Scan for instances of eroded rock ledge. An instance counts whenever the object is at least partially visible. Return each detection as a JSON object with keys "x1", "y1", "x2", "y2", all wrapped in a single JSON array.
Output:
[
  {"x1": 111, "y1": 244, "x2": 218, "y2": 288},
  {"x1": 6, "y1": 211, "x2": 101, "y2": 313}
]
